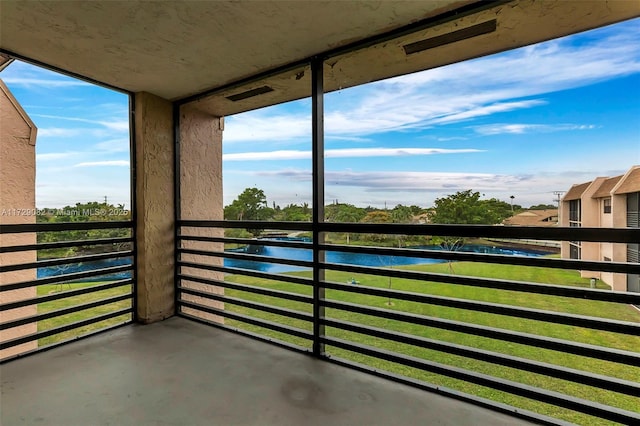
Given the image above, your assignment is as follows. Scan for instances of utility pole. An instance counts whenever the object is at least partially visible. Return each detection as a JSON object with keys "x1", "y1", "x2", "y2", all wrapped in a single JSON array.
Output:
[
  {"x1": 104, "y1": 195, "x2": 108, "y2": 205},
  {"x1": 553, "y1": 191, "x2": 564, "y2": 206}
]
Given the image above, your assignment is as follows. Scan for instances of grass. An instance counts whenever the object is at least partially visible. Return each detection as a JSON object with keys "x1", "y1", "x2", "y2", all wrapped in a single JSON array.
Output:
[
  {"x1": 219, "y1": 261, "x2": 640, "y2": 426},
  {"x1": 29, "y1": 260, "x2": 639, "y2": 424},
  {"x1": 37, "y1": 281, "x2": 132, "y2": 346}
]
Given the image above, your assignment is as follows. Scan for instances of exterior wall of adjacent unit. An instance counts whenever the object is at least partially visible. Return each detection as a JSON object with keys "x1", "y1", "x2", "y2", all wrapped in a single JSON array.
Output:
[
  {"x1": 560, "y1": 166, "x2": 640, "y2": 292},
  {"x1": 0, "y1": 80, "x2": 38, "y2": 359}
]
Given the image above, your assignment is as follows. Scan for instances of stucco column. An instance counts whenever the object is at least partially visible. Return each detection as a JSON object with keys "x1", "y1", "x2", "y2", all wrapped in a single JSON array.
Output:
[
  {"x1": 134, "y1": 92, "x2": 175, "y2": 323},
  {"x1": 178, "y1": 104, "x2": 224, "y2": 323}
]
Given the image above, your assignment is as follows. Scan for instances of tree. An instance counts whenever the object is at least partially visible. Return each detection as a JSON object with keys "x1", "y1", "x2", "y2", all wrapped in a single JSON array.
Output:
[
  {"x1": 529, "y1": 203, "x2": 557, "y2": 210},
  {"x1": 430, "y1": 190, "x2": 513, "y2": 225},
  {"x1": 277, "y1": 203, "x2": 311, "y2": 222},
  {"x1": 390, "y1": 204, "x2": 413, "y2": 224},
  {"x1": 224, "y1": 187, "x2": 273, "y2": 236},
  {"x1": 430, "y1": 190, "x2": 511, "y2": 272},
  {"x1": 361, "y1": 210, "x2": 391, "y2": 243},
  {"x1": 390, "y1": 204, "x2": 413, "y2": 247},
  {"x1": 325, "y1": 203, "x2": 366, "y2": 244},
  {"x1": 36, "y1": 201, "x2": 131, "y2": 258},
  {"x1": 325, "y1": 203, "x2": 365, "y2": 223},
  {"x1": 408, "y1": 205, "x2": 425, "y2": 216}
]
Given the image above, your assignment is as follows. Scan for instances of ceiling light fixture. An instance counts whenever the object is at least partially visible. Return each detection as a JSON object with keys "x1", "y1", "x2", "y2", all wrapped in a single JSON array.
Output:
[{"x1": 403, "y1": 19, "x2": 497, "y2": 55}]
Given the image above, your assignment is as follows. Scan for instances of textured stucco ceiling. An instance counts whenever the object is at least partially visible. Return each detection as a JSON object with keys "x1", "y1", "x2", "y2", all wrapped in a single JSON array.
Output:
[
  {"x1": 0, "y1": 0, "x2": 475, "y2": 99},
  {"x1": 1, "y1": 0, "x2": 638, "y2": 116}
]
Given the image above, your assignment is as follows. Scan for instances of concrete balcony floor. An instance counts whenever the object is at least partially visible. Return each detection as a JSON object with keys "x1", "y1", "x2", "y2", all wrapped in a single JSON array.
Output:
[{"x1": 1, "y1": 317, "x2": 535, "y2": 426}]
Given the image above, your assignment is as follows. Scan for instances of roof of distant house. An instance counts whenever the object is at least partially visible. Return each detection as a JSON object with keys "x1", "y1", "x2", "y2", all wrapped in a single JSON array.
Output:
[
  {"x1": 613, "y1": 166, "x2": 640, "y2": 195},
  {"x1": 503, "y1": 209, "x2": 558, "y2": 227},
  {"x1": 592, "y1": 175, "x2": 623, "y2": 198},
  {"x1": 563, "y1": 181, "x2": 592, "y2": 201}
]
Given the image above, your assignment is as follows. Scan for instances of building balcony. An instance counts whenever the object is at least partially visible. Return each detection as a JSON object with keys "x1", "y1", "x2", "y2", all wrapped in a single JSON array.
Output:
[
  {"x1": 2, "y1": 2, "x2": 640, "y2": 424},
  {"x1": 2, "y1": 220, "x2": 639, "y2": 425},
  {"x1": 2, "y1": 316, "x2": 536, "y2": 426}
]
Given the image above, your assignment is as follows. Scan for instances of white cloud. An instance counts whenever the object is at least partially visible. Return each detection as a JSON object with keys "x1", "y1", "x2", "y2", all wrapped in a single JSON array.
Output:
[
  {"x1": 0, "y1": 77, "x2": 91, "y2": 88},
  {"x1": 247, "y1": 167, "x2": 632, "y2": 208},
  {"x1": 36, "y1": 152, "x2": 78, "y2": 161},
  {"x1": 73, "y1": 160, "x2": 129, "y2": 168},
  {"x1": 472, "y1": 123, "x2": 597, "y2": 136},
  {"x1": 94, "y1": 138, "x2": 130, "y2": 152},
  {"x1": 223, "y1": 113, "x2": 310, "y2": 143},
  {"x1": 37, "y1": 127, "x2": 83, "y2": 138},
  {"x1": 224, "y1": 147, "x2": 483, "y2": 161},
  {"x1": 32, "y1": 114, "x2": 129, "y2": 132},
  {"x1": 256, "y1": 169, "x2": 528, "y2": 191},
  {"x1": 224, "y1": 22, "x2": 639, "y2": 142}
]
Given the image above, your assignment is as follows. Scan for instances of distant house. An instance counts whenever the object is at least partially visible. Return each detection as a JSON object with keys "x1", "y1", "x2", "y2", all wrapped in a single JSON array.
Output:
[
  {"x1": 559, "y1": 166, "x2": 640, "y2": 292},
  {"x1": 503, "y1": 209, "x2": 558, "y2": 227}
]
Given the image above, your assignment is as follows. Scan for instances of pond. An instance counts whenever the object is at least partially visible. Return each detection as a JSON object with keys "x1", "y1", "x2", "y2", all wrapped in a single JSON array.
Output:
[
  {"x1": 37, "y1": 244, "x2": 554, "y2": 279},
  {"x1": 226, "y1": 243, "x2": 554, "y2": 274}
]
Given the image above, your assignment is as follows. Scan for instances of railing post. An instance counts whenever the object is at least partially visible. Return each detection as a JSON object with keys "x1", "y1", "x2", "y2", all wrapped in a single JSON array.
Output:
[{"x1": 311, "y1": 57, "x2": 325, "y2": 356}]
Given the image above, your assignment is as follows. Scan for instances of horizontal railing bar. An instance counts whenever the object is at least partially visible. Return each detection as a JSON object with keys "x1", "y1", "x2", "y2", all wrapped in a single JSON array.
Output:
[
  {"x1": 323, "y1": 337, "x2": 640, "y2": 425},
  {"x1": 322, "y1": 298, "x2": 640, "y2": 366},
  {"x1": 0, "y1": 321, "x2": 132, "y2": 365},
  {"x1": 0, "y1": 221, "x2": 132, "y2": 234},
  {"x1": 0, "y1": 308, "x2": 132, "y2": 350},
  {"x1": 178, "y1": 260, "x2": 313, "y2": 286},
  {"x1": 0, "y1": 265, "x2": 133, "y2": 292},
  {"x1": 179, "y1": 273, "x2": 313, "y2": 304},
  {"x1": 323, "y1": 318, "x2": 640, "y2": 397},
  {"x1": 0, "y1": 279, "x2": 133, "y2": 311},
  {"x1": 180, "y1": 287, "x2": 313, "y2": 322},
  {"x1": 178, "y1": 300, "x2": 312, "y2": 340},
  {"x1": 323, "y1": 262, "x2": 640, "y2": 305},
  {"x1": 178, "y1": 312, "x2": 312, "y2": 354},
  {"x1": 179, "y1": 235, "x2": 312, "y2": 249},
  {"x1": 0, "y1": 250, "x2": 132, "y2": 273},
  {"x1": 179, "y1": 247, "x2": 314, "y2": 269},
  {"x1": 0, "y1": 237, "x2": 133, "y2": 253},
  {"x1": 179, "y1": 220, "x2": 312, "y2": 232},
  {"x1": 321, "y1": 285, "x2": 640, "y2": 335},
  {"x1": 324, "y1": 355, "x2": 570, "y2": 426},
  {"x1": 178, "y1": 220, "x2": 640, "y2": 243},
  {"x1": 320, "y1": 243, "x2": 640, "y2": 275},
  {"x1": 0, "y1": 293, "x2": 132, "y2": 331},
  {"x1": 320, "y1": 223, "x2": 640, "y2": 243}
]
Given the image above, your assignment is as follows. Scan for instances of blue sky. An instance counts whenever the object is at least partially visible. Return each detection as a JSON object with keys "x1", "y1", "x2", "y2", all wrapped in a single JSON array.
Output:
[
  {"x1": 2, "y1": 18, "x2": 639, "y2": 209},
  {"x1": 1, "y1": 63, "x2": 130, "y2": 207}
]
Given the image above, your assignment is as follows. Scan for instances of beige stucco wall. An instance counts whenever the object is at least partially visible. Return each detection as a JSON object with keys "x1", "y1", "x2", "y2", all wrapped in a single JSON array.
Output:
[
  {"x1": 134, "y1": 92, "x2": 175, "y2": 323},
  {"x1": 0, "y1": 80, "x2": 38, "y2": 359},
  {"x1": 178, "y1": 104, "x2": 224, "y2": 324}
]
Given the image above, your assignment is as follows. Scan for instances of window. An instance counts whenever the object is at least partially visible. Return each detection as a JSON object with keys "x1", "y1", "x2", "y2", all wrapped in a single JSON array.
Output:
[
  {"x1": 628, "y1": 192, "x2": 639, "y2": 228},
  {"x1": 603, "y1": 198, "x2": 611, "y2": 214},
  {"x1": 569, "y1": 243, "x2": 581, "y2": 260},
  {"x1": 569, "y1": 199, "x2": 581, "y2": 226}
]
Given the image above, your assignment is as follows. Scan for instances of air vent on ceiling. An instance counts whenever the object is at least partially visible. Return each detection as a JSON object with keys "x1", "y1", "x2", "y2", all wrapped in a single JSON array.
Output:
[
  {"x1": 226, "y1": 86, "x2": 274, "y2": 102},
  {"x1": 403, "y1": 19, "x2": 497, "y2": 55}
]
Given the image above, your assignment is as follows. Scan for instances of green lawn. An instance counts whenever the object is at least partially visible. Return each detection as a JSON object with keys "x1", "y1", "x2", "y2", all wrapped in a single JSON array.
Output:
[
  {"x1": 37, "y1": 281, "x2": 132, "y2": 346},
  {"x1": 221, "y1": 262, "x2": 640, "y2": 426},
  {"x1": 32, "y1": 262, "x2": 639, "y2": 424}
]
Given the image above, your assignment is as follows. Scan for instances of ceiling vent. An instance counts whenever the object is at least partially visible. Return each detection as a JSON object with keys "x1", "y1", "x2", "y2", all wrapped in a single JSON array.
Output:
[
  {"x1": 226, "y1": 86, "x2": 274, "y2": 102},
  {"x1": 403, "y1": 19, "x2": 497, "y2": 55}
]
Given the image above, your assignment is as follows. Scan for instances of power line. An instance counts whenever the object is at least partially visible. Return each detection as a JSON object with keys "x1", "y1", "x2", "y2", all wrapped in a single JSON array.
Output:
[{"x1": 553, "y1": 191, "x2": 564, "y2": 205}]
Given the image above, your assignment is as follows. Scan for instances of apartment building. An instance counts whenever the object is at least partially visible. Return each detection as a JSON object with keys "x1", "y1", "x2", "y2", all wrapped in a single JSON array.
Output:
[{"x1": 560, "y1": 166, "x2": 640, "y2": 292}]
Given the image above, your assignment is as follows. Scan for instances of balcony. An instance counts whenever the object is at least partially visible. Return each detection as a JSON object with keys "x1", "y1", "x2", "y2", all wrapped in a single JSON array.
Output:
[
  {"x1": 2, "y1": 1, "x2": 640, "y2": 425},
  {"x1": 2, "y1": 316, "x2": 536, "y2": 426}
]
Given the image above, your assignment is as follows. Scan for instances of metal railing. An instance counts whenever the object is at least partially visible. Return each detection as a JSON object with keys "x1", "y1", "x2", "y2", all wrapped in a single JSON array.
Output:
[
  {"x1": 0, "y1": 221, "x2": 135, "y2": 362},
  {"x1": 177, "y1": 220, "x2": 640, "y2": 425}
]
